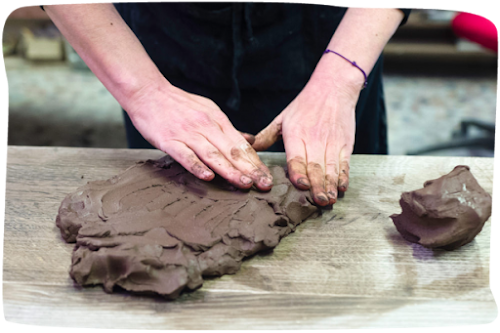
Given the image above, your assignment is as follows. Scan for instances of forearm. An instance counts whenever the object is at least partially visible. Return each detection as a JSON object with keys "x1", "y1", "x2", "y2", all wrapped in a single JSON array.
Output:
[
  {"x1": 44, "y1": 3, "x2": 167, "y2": 112},
  {"x1": 311, "y1": 8, "x2": 405, "y2": 91}
]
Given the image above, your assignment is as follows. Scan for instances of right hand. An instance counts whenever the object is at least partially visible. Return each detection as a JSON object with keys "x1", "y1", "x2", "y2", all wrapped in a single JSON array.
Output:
[{"x1": 125, "y1": 80, "x2": 274, "y2": 191}]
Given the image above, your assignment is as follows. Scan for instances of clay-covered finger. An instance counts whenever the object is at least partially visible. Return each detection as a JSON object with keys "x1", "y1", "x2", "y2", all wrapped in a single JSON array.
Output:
[
  {"x1": 306, "y1": 155, "x2": 329, "y2": 206},
  {"x1": 162, "y1": 140, "x2": 214, "y2": 181},
  {"x1": 206, "y1": 131, "x2": 273, "y2": 190},
  {"x1": 186, "y1": 138, "x2": 254, "y2": 189},
  {"x1": 284, "y1": 137, "x2": 310, "y2": 190},
  {"x1": 202, "y1": 153, "x2": 254, "y2": 189},
  {"x1": 226, "y1": 127, "x2": 273, "y2": 183},
  {"x1": 338, "y1": 160, "x2": 350, "y2": 192},
  {"x1": 252, "y1": 114, "x2": 283, "y2": 151},
  {"x1": 241, "y1": 142, "x2": 272, "y2": 177},
  {"x1": 325, "y1": 146, "x2": 340, "y2": 205},
  {"x1": 212, "y1": 115, "x2": 273, "y2": 189},
  {"x1": 338, "y1": 147, "x2": 351, "y2": 192},
  {"x1": 229, "y1": 141, "x2": 273, "y2": 191},
  {"x1": 288, "y1": 157, "x2": 310, "y2": 190},
  {"x1": 303, "y1": 137, "x2": 331, "y2": 206}
]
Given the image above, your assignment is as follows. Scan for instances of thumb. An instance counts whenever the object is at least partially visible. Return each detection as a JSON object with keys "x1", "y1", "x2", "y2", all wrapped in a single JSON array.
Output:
[{"x1": 252, "y1": 113, "x2": 283, "y2": 151}]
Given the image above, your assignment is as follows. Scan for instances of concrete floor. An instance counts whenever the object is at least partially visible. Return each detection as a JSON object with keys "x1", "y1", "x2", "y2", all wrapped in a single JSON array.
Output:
[{"x1": 5, "y1": 56, "x2": 497, "y2": 156}]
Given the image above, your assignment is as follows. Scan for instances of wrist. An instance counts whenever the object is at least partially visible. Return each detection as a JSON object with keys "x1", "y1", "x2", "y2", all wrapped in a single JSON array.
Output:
[
  {"x1": 309, "y1": 51, "x2": 366, "y2": 97},
  {"x1": 120, "y1": 73, "x2": 171, "y2": 116}
]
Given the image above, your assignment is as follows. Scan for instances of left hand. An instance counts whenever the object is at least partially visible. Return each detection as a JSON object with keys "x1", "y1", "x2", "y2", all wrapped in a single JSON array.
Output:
[{"x1": 252, "y1": 77, "x2": 360, "y2": 206}]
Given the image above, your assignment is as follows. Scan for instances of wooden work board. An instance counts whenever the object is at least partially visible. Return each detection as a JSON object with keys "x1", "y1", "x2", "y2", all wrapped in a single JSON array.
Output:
[{"x1": 3, "y1": 146, "x2": 497, "y2": 329}]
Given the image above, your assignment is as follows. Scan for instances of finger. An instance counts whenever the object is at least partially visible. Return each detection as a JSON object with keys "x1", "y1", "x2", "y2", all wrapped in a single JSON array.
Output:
[
  {"x1": 231, "y1": 129, "x2": 273, "y2": 177},
  {"x1": 241, "y1": 142, "x2": 273, "y2": 177},
  {"x1": 230, "y1": 141, "x2": 274, "y2": 191},
  {"x1": 283, "y1": 136, "x2": 310, "y2": 190},
  {"x1": 214, "y1": 116, "x2": 274, "y2": 189},
  {"x1": 325, "y1": 143, "x2": 340, "y2": 205},
  {"x1": 184, "y1": 137, "x2": 254, "y2": 189},
  {"x1": 161, "y1": 140, "x2": 215, "y2": 181},
  {"x1": 252, "y1": 114, "x2": 283, "y2": 151},
  {"x1": 199, "y1": 129, "x2": 273, "y2": 191},
  {"x1": 239, "y1": 131, "x2": 256, "y2": 145},
  {"x1": 338, "y1": 146, "x2": 351, "y2": 192},
  {"x1": 306, "y1": 148, "x2": 330, "y2": 206}
]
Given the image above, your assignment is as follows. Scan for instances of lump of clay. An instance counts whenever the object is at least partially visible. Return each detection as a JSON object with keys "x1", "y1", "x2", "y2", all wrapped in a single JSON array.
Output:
[
  {"x1": 56, "y1": 155, "x2": 319, "y2": 299},
  {"x1": 390, "y1": 165, "x2": 492, "y2": 250}
]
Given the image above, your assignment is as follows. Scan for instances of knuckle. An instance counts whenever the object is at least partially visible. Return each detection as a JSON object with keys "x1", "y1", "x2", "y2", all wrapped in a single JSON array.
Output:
[
  {"x1": 340, "y1": 161, "x2": 350, "y2": 176},
  {"x1": 288, "y1": 156, "x2": 306, "y2": 165},
  {"x1": 287, "y1": 156, "x2": 307, "y2": 175},
  {"x1": 307, "y1": 162, "x2": 323, "y2": 172},
  {"x1": 230, "y1": 147, "x2": 243, "y2": 161},
  {"x1": 326, "y1": 162, "x2": 339, "y2": 176},
  {"x1": 205, "y1": 149, "x2": 222, "y2": 160},
  {"x1": 180, "y1": 111, "x2": 218, "y2": 133},
  {"x1": 193, "y1": 111, "x2": 214, "y2": 128}
]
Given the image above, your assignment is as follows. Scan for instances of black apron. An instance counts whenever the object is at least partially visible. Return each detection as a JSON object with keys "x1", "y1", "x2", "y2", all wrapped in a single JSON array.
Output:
[{"x1": 115, "y1": 2, "x2": 398, "y2": 154}]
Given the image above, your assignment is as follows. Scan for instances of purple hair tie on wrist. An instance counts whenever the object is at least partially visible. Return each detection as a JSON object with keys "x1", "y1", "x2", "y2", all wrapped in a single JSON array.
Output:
[{"x1": 323, "y1": 49, "x2": 368, "y2": 89}]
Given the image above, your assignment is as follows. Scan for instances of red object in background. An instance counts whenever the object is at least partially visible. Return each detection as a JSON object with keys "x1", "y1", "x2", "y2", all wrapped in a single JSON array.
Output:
[{"x1": 451, "y1": 12, "x2": 498, "y2": 53}]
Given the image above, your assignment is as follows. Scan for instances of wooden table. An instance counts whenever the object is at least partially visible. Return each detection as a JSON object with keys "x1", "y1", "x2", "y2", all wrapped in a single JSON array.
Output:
[{"x1": 3, "y1": 146, "x2": 497, "y2": 329}]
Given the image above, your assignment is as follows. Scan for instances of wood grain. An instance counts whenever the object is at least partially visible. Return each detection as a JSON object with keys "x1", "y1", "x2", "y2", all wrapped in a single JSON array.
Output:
[{"x1": 3, "y1": 146, "x2": 497, "y2": 328}]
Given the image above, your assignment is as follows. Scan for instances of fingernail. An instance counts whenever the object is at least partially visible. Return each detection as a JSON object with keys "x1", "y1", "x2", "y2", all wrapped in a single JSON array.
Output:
[
  {"x1": 261, "y1": 176, "x2": 273, "y2": 187},
  {"x1": 316, "y1": 193, "x2": 329, "y2": 203},
  {"x1": 297, "y1": 177, "x2": 310, "y2": 187},
  {"x1": 327, "y1": 191, "x2": 337, "y2": 204},
  {"x1": 240, "y1": 175, "x2": 253, "y2": 185},
  {"x1": 338, "y1": 186, "x2": 347, "y2": 192},
  {"x1": 202, "y1": 170, "x2": 213, "y2": 179}
]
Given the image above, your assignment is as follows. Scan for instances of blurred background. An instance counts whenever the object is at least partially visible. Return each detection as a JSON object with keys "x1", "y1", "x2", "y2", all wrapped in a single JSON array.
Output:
[{"x1": 3, "y1": 6, "x2": 497, "y2": 156}]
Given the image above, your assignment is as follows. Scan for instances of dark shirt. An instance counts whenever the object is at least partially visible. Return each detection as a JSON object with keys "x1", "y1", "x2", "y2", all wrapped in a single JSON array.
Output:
[{"x1": 114, "y1": 2, "x2": 410, "y2": 153}]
